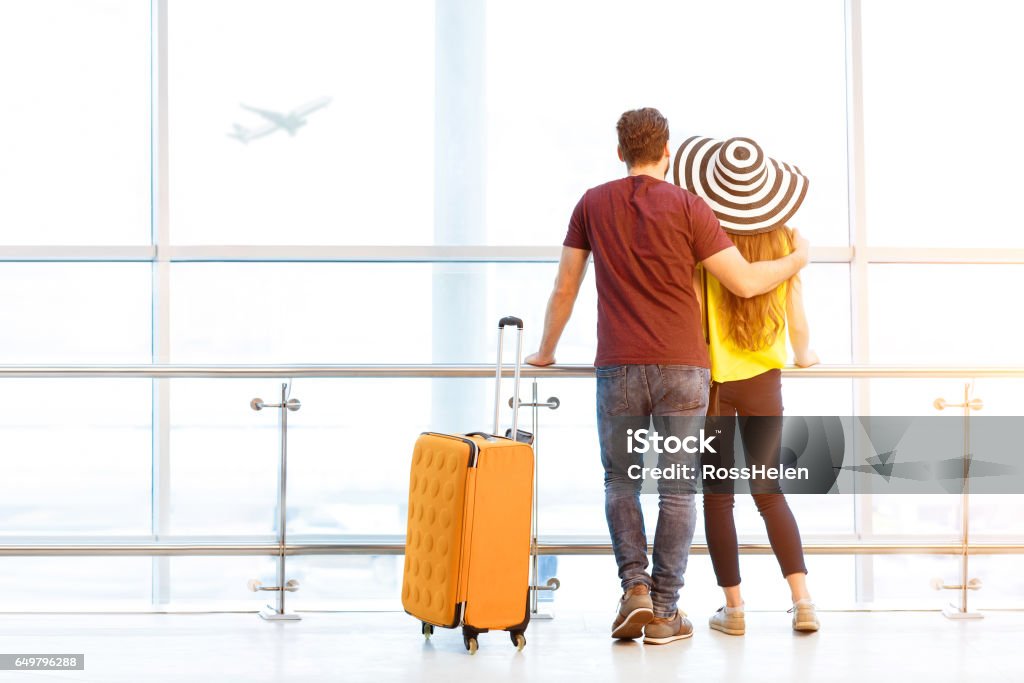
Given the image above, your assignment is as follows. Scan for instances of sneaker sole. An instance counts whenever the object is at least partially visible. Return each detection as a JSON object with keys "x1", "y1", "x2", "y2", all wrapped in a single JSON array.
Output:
[
  {"x1": 710, "y1": 621, "x2": 745, "y2": 636},
  {"x1": 611, "y1": 607, "x2": 654, "y2": 639},
  {"x1": 793, "y1": 621, "x2": 819, "y2": 632},
  {"x1": 642, "y1": 630, "x2": 694, "y2": 645}
]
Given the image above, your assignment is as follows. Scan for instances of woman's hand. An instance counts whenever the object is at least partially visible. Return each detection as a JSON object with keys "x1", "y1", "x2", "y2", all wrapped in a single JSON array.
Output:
[{"x1": 794, "y1": 349, "x2": 820, "y2": 368}]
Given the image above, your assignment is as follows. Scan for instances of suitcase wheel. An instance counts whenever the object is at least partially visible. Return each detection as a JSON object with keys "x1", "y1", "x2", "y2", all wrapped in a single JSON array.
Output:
[
  {"x1": 421, "y1": 622, "x2": 434, "y2": 640},
  {"x1": 464, "y1": 636, "x2": 478, "y2": 655},
  {"x1": 510, "y1": 631, "x2": 526, "y2": 651}
]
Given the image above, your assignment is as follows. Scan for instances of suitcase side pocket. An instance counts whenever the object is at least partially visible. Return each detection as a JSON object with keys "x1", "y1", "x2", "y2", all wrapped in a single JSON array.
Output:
[{"x1": 401, "y1": 433, "x2": 477, "y2": 629}]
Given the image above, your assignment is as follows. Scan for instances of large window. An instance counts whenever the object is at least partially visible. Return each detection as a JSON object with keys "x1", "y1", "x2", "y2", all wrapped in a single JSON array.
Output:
[{"x1": 1, "y1": 0, "x2": 1021, "y2": 612}]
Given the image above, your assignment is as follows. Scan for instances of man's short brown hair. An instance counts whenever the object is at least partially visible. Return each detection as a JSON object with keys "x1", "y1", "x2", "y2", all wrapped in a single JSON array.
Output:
[{"x1": 616, "y1": 108, "x2": 670, "y2": 168}]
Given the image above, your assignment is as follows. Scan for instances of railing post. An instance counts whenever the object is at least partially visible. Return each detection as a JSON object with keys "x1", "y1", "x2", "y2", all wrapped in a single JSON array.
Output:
[
  {"x1": 513, "y1": 378, "x2": 562, "y2": 617},
  {"x1": 248, "y1": 382, "x2": 302, "y2": 621},
  {"x1": 531, "y1": 379, "x2": 541, "y2": 617},
  {"x1": 932, "y1": 383, "x2": 984, "y2": 619}
]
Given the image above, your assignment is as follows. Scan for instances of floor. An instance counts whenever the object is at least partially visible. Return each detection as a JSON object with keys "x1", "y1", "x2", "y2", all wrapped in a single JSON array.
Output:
[{"x1": 0, "y1": 610, "x2": 1019, "y2": 682}]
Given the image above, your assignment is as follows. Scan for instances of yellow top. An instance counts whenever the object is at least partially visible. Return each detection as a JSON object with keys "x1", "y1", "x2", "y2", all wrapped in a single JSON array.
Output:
[{"x1": 706, "y1": 273, "x2": 788, "y2": 384}]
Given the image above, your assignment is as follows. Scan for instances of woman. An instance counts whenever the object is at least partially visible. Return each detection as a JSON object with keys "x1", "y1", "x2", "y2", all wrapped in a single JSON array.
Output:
[{"x1": 674, "y1": 135, "x2": 820, "y2": 634}]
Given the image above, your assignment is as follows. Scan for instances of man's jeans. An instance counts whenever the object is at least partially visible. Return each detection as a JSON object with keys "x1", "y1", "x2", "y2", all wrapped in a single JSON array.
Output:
[{"x1": 596, "y1": 364, "x2": 710, "y2": 618}]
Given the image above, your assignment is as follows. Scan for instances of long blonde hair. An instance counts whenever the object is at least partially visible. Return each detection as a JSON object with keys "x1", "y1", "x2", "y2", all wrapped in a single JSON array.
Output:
[{"x1": 718, "y1": 226, "x2": 796, "y2": 351}]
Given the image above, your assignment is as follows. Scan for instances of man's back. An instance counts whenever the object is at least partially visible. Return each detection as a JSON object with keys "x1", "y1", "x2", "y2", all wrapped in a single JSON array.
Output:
[{"x1": 563, "y1": 174, "x2": 732, "y2": 367}]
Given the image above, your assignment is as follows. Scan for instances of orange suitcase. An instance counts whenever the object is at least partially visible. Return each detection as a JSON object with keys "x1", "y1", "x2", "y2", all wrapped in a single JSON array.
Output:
[{"x1": 402, "y1": 316, "x2": 535, "y2": 654}]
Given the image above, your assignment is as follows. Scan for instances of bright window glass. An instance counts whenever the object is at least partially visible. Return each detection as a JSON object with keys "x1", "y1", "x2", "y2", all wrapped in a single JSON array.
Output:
[
  {"x1": 965, "y1": 556, "x2": 1024, "y2": 610},
  {"x1": 167, "y1": 0, "x2": 434, "y2": 245},
  {"x1": 861, "y1": 1, "x2": 1024, "y2": 247},
  {"x1": 0, "y1": 379, "x2": 151, "y2": 535},
  {"x1": 169, "y1": 377, "x2": 516, "y2": 538},
  {"x1": 168, "y1": 263, "x2": 597, "y2": 364},
  {"x1": 168, "y1": 557, "x2": 277, "y2": 608},
  {"x1": 168, "y1": 379, "x2": 280, "y2": 535},
  {"x1": 0, "y1": 264, "x2": 152, "y2": 363},
  {"x1": 868, "y1": 265, "x2": 1024, "y2": 365},
  {"x1": 167, "y1": 1, "x2": 847, "y2": 247},
  {"x1": 485, "y1": 0, "x2": 850, "y2": 246},
  {"x1": 0, "y1": 263, "x2": 151, "y2": 535},
  {"x1": 0, "y1": 1, "x2": 150, "y2": 245},
  {"x1": 0, "y1": 558, "x2": 151, "y2": 610},
  {"x1": 868, "y1": 555, "x2": 963, "y2": 608}
]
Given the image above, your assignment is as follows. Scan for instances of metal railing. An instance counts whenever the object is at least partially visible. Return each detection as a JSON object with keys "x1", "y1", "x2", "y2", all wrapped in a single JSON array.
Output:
[
  {"x1": 1, "y1": 541, "x2": 1021, "y2": 557},
  {"x1": 3, "y1": 363, "x2": 1024, "y2": 378},
  {"x1": 2, "y1": 363, "x2": 1022, "y2": 617}
]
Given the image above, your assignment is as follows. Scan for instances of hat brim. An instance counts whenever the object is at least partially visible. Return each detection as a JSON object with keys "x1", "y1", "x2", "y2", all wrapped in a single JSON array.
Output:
[{"x1": 673, "y1": 136, "x2": 808, "y2": 235}]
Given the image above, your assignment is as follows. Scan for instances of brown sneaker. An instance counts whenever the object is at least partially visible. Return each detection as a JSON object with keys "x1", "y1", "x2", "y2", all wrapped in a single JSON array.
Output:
[
  {"x1": 643, "y1": 610, "x2": 693, "y2": 644},
  {"x1": 610, "y1": 584, "x2": 654, "y2": 639}
]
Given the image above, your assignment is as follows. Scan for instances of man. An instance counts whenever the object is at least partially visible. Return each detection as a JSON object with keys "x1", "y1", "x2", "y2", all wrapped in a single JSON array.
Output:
[{"x1": 525, "y1": 108, "x2": 809, "y2": 644}]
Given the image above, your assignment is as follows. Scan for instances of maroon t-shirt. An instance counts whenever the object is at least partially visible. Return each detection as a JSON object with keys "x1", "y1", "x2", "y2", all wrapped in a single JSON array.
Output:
[{"x1": 563, "y1": 174, "x2": 733, "y2": 367}]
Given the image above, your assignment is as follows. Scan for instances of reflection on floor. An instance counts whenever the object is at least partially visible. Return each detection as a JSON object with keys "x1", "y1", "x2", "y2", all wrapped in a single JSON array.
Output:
[{"x1": 0, "y1": 610, "x2": 1019, "y2": 682}]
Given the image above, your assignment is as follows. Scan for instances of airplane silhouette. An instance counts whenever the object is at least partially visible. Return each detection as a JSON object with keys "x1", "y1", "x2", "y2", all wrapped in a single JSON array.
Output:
[{"x1": 227, "y1": 96, "x2": 332, "y2": 144}]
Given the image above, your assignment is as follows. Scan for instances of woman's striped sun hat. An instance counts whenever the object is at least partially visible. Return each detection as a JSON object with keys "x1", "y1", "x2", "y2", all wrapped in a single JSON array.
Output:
[{"x1": 673, "y1": 135, "x2": 808, "y2": 234}]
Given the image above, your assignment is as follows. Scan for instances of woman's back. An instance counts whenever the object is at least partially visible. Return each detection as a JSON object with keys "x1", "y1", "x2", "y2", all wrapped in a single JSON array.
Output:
[{"x1": 705, "y1": 226, "x2": 793, "y2": 384}]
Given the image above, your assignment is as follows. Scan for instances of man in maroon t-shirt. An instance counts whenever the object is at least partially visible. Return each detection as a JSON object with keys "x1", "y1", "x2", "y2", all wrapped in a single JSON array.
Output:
[{"x1": 525, "y1": 108, "x2": 808, "y2": 644}]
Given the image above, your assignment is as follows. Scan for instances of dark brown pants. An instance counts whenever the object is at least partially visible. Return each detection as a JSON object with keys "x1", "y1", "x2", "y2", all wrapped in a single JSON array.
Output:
[{"x1": 702, "y1": 369, "x2": 808, "y2": 587}]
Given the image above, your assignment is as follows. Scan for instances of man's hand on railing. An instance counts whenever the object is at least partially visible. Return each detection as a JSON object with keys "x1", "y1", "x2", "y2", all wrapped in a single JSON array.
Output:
[{"x1": 525, "y1": 351, "x2": 556, "y2": 367}]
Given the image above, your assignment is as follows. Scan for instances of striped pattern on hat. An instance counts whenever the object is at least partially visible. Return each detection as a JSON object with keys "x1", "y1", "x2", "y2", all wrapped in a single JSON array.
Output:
[{"x1": 673, "y1": 135, "x2": 808, "y2": 234}]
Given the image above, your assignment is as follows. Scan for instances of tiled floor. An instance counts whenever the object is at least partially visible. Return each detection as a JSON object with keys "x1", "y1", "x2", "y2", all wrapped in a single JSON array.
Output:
[{"x1": 0, "y1": 609, "x2": 1019, "y2": 682}]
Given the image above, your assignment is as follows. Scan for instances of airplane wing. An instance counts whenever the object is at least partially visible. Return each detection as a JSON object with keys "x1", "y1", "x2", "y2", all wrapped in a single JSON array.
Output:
[
  {"x1": 242, "y1": 122, "x2": 279, "y2": 142},
  {"x1": 290, "y1": 96, "x2": 332, "y2": 119},
  {"x1": 239, "y1": 104, "x2": 290, "y2": 128},
  {"x1": 226, "y1": 121, "x2": 280, "y2": 144}
]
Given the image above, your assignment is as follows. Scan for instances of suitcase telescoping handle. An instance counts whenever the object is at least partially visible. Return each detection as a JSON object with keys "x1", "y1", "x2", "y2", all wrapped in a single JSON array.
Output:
[{"x1": 494, "y1": 316, "x2": 525, "y2": 439}]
